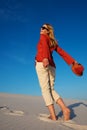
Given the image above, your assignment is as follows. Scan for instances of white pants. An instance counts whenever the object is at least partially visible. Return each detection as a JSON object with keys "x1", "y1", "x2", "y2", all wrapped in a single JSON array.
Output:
[{"x1": 35, "y1": 62, "x2": 60, "y2": 106}]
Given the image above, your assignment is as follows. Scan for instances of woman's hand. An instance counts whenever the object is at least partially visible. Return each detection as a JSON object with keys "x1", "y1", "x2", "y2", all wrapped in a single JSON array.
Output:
[{"x1": 42, "y1": 58, "x2": 49, "y2": 67}]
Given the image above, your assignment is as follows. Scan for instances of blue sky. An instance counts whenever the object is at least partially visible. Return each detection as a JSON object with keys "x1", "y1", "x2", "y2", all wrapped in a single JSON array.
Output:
[{"x1": 0, "y1": 0, "x2": 87, "y2": 99}]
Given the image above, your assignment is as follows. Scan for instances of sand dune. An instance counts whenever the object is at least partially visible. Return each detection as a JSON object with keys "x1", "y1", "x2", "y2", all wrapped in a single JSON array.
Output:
[{"x1": 0, "y1": 93, "x2": 87, "y2": 130}]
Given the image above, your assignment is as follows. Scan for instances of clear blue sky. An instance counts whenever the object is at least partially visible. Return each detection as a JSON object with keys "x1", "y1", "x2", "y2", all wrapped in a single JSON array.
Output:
[{"x1": 0, "y1": 0, "x2": 87, "y2": 99}]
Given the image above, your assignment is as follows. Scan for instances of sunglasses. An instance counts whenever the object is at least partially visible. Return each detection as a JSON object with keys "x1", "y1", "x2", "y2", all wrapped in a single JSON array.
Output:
[{"x1": 41, "y1": 26, "x2": 48, "y2": 31}]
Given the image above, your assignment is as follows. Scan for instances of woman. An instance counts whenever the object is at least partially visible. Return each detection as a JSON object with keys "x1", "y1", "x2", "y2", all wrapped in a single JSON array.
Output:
[{"x1": 35, "y1": 23, "x2": 75, "y2": 121}]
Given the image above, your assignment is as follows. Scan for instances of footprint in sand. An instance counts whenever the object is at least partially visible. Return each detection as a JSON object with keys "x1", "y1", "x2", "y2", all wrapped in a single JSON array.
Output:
[
  {"x1": 62, "y1": 121, "x2": 87, "y2": 130},
  {"x1": 5, "y1": 110, "x2": 24, "y2": 116},
  {"x1": 38, "y1": 113, "x2": 87, "y2": 130},
  {"x1": 0, "y1": 106, "x2": 24, "y2": 116}
]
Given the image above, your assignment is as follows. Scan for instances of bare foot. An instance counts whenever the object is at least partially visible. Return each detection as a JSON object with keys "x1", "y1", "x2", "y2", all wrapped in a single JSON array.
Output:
[
  {"x1": 48, "y1": 115, "x2": 57, "y2": 121},
  {"x1": 63, "y1": 108, "x2": 70, "y2": 121}
]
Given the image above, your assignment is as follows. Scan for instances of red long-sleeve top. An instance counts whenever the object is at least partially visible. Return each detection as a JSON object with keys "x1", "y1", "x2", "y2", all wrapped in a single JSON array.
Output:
[{"x1": 35, "y1": 34, "x2": 75, "y2": 68}]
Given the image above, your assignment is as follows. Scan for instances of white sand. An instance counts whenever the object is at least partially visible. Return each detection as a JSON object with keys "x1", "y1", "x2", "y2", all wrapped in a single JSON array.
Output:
[{"x1": 0, "y1": 93, "x2": 87, "y2": 130}]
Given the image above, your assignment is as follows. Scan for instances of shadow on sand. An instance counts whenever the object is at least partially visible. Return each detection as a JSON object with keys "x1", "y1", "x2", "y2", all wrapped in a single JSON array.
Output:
[{"x1": 57, "y1": 102, "x2": 87, "y2": 119}]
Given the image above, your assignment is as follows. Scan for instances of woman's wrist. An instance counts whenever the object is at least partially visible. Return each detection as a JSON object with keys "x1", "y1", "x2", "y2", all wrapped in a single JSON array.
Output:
[
  {"x1": 72, "y1": 61, "x2": 77, "y2": 65},
  {"x1": 42, "y1": 58, "x2": 49, "y2": 67}
]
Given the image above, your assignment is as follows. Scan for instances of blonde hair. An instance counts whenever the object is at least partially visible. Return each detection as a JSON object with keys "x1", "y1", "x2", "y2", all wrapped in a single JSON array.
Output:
[{"x1": 45, "y1": 23, "x2": 58, "y2": 47}]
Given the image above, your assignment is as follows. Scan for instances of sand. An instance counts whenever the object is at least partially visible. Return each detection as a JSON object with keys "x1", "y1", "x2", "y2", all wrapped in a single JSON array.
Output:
[{"x1": 0, "y1": 93, "x2": 87, "y2": 130}]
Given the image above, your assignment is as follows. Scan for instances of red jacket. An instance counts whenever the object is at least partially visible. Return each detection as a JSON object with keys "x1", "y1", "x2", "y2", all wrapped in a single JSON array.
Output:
[{"x1": 35, "y1": 34, "x2": 75, "y2": 68}]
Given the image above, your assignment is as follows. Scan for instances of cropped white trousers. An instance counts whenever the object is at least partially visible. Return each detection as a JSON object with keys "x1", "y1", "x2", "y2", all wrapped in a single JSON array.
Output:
[{"x1": 35, "y1": 62, "x2": 60, "y2": 106}]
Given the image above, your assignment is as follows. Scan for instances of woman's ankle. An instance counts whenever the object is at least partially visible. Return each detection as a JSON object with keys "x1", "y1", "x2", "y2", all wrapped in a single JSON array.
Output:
[
  {"x1": 48, "y1": 104, "x2": 57, "y2": 120},
  {"x1": 63, "y1": 108, "x2": 70, "y2": 121}
]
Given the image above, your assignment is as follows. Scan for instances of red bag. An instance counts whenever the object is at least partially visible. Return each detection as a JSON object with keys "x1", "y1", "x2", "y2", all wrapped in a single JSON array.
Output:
[{"x1": 71, "y1": 63, "x2": 84, "y2": 76}]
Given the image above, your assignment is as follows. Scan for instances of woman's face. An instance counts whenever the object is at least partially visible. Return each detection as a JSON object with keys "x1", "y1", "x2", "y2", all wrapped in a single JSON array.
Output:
[{"x1": 40, "y1": 24, "x2": 49, "y2": 35}]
